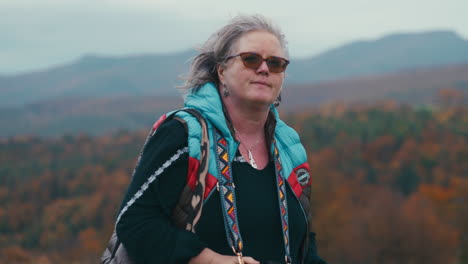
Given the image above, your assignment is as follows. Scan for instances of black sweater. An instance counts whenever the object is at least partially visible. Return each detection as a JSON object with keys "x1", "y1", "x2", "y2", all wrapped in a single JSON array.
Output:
[{"x1": 116, "y1": 119, "x2": 327, "y2": 264}]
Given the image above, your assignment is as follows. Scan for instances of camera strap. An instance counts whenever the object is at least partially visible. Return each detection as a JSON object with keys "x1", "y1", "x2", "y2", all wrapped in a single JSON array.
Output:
[{"x1": 214, "y1": 128, "x2": 292, "y2": 264}]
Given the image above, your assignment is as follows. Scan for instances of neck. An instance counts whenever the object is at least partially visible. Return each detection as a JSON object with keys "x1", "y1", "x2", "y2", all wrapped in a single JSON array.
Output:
[
  {"x1": 222, "y1": 95, "x2": 272, "y2": 170},
  {"x1": 222, "y1": 97, "x2": 269, "y2": 136}
]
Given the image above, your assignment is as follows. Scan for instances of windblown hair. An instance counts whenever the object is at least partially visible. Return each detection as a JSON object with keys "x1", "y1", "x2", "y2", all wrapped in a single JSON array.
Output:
[{"x1": 180, "y1": 14, "x2": 288, "y2": 93}]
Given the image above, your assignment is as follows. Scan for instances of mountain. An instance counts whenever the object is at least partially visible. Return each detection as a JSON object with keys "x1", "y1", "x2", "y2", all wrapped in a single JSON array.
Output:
[
  {"x1": 0, "y1": 30, "x2": 467, "y2": 107},
  {"x1": 283, "y1": 63, "x2": 468, "y2": 110},
  {"x1": 0, "y1": 50, "x2": 195, "y2": 107},
  {"x1": 1, "y1": 63, "x2": 466, "y2": 137},
  {"x1": 287, "y1": 30, "x2": 468, "y2": 82},
  {"x1": 0, "y1": 95, "x2": 182, "y2": 137}
]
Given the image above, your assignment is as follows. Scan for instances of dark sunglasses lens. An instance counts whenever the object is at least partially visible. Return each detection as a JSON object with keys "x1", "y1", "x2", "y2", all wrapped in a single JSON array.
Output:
[
  {"x1": 266, "y1": 58, "x2": 287, "y2": 73},
  {"x1": 240, "y1": 53, "x2": 263, "y2": 68},
  {"x1": 239, "y1": 53, "x2": 288, "y2": 73}
]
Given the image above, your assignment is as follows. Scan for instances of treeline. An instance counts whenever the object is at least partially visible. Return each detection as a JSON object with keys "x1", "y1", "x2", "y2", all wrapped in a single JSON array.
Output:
[
  {"x1": 0, "y1": 103, "x2": 466, "y2": 264},
  {"x1": 287, "y1": 102, "x2": 467, "y2": 264}
]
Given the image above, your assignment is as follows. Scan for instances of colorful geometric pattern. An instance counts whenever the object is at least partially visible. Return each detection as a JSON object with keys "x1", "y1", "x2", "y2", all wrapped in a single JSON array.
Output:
[
  {"x1": 214, "y1": 128, "x2": 244, "y2": 253},
  {"x1": 213, "y1": 129, "x2": 292, "y2": 263},
  {"x1": 273, "y1": 139, "x2": 292, "y2": 264}
]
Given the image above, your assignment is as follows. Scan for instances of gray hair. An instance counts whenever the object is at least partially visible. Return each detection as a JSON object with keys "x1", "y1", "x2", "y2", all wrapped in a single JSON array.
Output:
[{"x1": 180, "y1": 14, "x2": 289, "y2": 93}]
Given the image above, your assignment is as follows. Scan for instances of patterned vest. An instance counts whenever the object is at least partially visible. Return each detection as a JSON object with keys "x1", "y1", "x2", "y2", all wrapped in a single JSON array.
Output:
[{"x1": 102, "y1": 83, "x2": 314, "y2": 264}]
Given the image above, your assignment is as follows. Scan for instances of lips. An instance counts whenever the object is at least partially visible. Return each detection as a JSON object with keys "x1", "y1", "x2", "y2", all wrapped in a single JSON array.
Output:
[{"x1": 251, "y1": 81, "x2": 271, "y2": 87}]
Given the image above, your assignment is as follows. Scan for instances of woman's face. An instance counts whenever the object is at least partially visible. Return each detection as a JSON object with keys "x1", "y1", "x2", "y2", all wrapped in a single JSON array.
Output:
[{"x1": 218, "y1": 30, "x2": 286, "y2": 109}]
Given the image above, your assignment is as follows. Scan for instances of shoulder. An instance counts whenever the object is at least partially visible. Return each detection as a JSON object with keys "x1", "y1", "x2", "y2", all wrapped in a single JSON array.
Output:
[
  {"x1": 155, "y1": 118, "x2": 187, "y2": 139},
  {"x1": 274, "y1": 119, "x2": 308, "y2": 177},
  {"x1": 142, "y1": 118, "x2": 188, "y2": 160},
  {"x1": 275, "y1": 119, "x2": 303, "y2": 146},
  {"x1": 269, "y1": 107, "x2": 302, "y2": 146}
]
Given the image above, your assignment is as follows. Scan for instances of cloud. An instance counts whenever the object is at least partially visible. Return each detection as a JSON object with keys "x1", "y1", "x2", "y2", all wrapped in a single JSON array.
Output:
[
  {"x1": 0, "y1": 0, "x2": 467, "y2": 74},
  {"x1": 0, "y1": 4, "x2": 222, "y2": 73}
]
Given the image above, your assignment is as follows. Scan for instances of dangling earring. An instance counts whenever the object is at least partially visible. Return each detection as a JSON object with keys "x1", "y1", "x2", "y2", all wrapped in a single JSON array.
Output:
[
  {"x1": 222, "y1": 83, "x2": 230, "y2": 97},
  {"x1": 273, "y1": 93, "x2": 281, "y2": 107}
]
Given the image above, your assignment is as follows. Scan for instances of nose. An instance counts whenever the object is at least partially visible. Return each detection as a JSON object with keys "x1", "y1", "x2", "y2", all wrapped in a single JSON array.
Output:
[{"x1": 256, "y1": 60, "x2": 270, "y2": 74}]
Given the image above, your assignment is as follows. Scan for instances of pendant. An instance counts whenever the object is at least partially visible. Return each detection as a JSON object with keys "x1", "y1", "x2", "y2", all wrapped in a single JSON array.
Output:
[{"x1": 248, "y1": 149, "x2": 258, "y2": 169}]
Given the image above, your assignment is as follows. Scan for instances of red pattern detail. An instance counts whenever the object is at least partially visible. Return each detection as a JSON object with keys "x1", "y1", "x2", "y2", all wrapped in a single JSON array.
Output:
[
  {"x1": 187, "y1": 157, "x2": 220, "y2": 200},
  {"x1": 287, "y1": 162, "x2": 311, "y2": 198},
  {"x1": 204, "y1": 173, "x2": 217, "y2": 199},
  {"x1": 188, "y1": 158, "x2": 219, "y2": 199},
  {"x1": 219, "y1": 138, "x2": 227, "y2": 146},
  {"x1": 229, "y1": 211, "x2": 236, "y2": 221},
  {"x1": 224, "y1": 170, "x2": 231, "y2": 181},
  {"x1": 152, "y1": 114, "x2": 167, "y2": 131}
]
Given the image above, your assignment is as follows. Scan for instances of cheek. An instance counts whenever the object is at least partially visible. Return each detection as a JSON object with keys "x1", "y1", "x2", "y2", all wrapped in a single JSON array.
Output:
[
  {"x1": 232, "y1": 70, "x2": 253, "y2": 88},
  {"x1": 275, "y1": 75, "x2": 284, "y2": 88},
  {"x1": 226, "y1": 66, "x2": 247, "y2": 85},
  {"x1": 273, "y1": 76, "x2": 284, "y2": 96}
]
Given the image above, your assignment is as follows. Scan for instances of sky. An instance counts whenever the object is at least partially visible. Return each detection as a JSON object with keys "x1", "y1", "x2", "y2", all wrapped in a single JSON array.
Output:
[{"x1": 1, "y1": 0, "x2": 467, "y2": 75}]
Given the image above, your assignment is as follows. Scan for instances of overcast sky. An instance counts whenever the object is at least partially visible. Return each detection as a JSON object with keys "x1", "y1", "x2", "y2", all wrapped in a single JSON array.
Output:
[{"x1": 1, "y1": 0, "x2": 467, "y2": 75}]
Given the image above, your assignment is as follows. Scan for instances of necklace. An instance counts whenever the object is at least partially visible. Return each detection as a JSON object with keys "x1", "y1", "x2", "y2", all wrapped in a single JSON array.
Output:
[{"x1": 234, "y1": 129, "x2": 262, "y2": 169}]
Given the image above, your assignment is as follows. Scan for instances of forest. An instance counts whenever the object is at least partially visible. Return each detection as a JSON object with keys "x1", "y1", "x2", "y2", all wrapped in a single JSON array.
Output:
[{"x1": 0, "y1": 101, "x2": 466, "y2": 264}]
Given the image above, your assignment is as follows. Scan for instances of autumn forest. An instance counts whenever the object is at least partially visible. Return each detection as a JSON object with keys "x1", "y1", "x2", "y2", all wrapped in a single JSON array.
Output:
[{"x1": 0, "y1": 102, "x2": 467, "y2": 264}]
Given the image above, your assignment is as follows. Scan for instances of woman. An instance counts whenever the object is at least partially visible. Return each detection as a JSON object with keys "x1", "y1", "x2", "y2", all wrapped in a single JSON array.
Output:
[{"x1": 113, "y1": 14, "x2": 327, "y2": 264}]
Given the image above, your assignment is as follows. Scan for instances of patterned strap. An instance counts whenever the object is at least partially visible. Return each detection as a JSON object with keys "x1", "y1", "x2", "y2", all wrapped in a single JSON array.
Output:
[
  {"x1": 179, "y1": 108, "x2": 210, "y2": 232},
  {"x1": 273, "y1": 139, "x2": 292, "y2": 264},
  {"x1": 214, "y1": 128, "x2": 291, "y2": 264},
  {"x1": 214, "y1": 128, "x2": 244, "y2": 255}
]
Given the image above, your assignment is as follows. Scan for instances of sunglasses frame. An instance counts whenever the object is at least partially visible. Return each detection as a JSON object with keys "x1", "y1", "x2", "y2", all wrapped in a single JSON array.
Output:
[{"x1": 224, "y1": 52, "x2": 290, "y2": 73}]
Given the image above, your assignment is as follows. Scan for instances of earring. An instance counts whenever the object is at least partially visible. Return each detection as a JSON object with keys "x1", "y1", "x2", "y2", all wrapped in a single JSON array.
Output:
[
  {"x1": 273, "y1": 93, "x2": 281, "y2": 107},
  {"x1": 273, "y1": 99, "x2": 280, "y2": 107},
  {"x1": 222, "y1": 83, "x2": 230, "y2": 97}
]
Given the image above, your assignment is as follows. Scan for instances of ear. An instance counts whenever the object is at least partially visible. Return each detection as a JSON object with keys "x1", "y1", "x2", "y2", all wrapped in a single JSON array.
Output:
[{"x1": 217, "y1": 64, "x2": 225, "y2": 85}]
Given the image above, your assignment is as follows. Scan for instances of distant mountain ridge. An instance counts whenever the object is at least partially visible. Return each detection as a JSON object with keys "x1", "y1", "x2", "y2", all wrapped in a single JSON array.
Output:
[
  {"x1": 0, "y1": 50, "x2": 195, "y2": 106},
  {"x1": 0, "y1": 30, "x2": 468, "y2": 107},
  {"x1": 1, "y1": 63, "x2": 467, "y2": 137},
  {"x1": 288, "y1": 30, "x2": 468, "y2": 82}
]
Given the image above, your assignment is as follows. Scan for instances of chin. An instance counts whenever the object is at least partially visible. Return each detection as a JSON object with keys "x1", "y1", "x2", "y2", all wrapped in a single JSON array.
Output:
[{"x1": 249, "y1": 97, "x2": 274, "y2": 107}]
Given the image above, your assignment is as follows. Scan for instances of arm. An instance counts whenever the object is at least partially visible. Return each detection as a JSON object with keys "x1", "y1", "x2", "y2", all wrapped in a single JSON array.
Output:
[
  {"x1": 116, "y1": 120, "x2": 206, "y2": 264},
  {"x1": 116, "y1": 119, "x2": 260, "y2": 264}
]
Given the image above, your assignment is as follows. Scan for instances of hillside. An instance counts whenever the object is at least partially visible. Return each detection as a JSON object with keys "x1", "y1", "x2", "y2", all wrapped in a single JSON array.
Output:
[
  {"x1": 0, "y1": 63, "x2": 467, "y2": 137},
  {"x1": 1, "y1": 104, "x2": 466, "y2": 264},
  {"x1": 1, "y1": 30, "x2": 467, "y2": 107},
  {"x1": 288, "y1": 30, "x2": 468, "y2": 82},
  {"x1": 0, "y1": 51, "x2": 194, "y2": 107},
  {"x1": 0, "y1": 95, "x2": 182, "y2": 137},
  {"x1": 283, "y1": 63, "x2": 468, "y2": 110}
]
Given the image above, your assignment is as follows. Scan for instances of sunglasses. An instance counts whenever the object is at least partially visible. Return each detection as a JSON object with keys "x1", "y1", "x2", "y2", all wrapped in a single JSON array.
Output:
[{"x1": 224, "y1": 52, "x2": 290, "y2": 73}]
